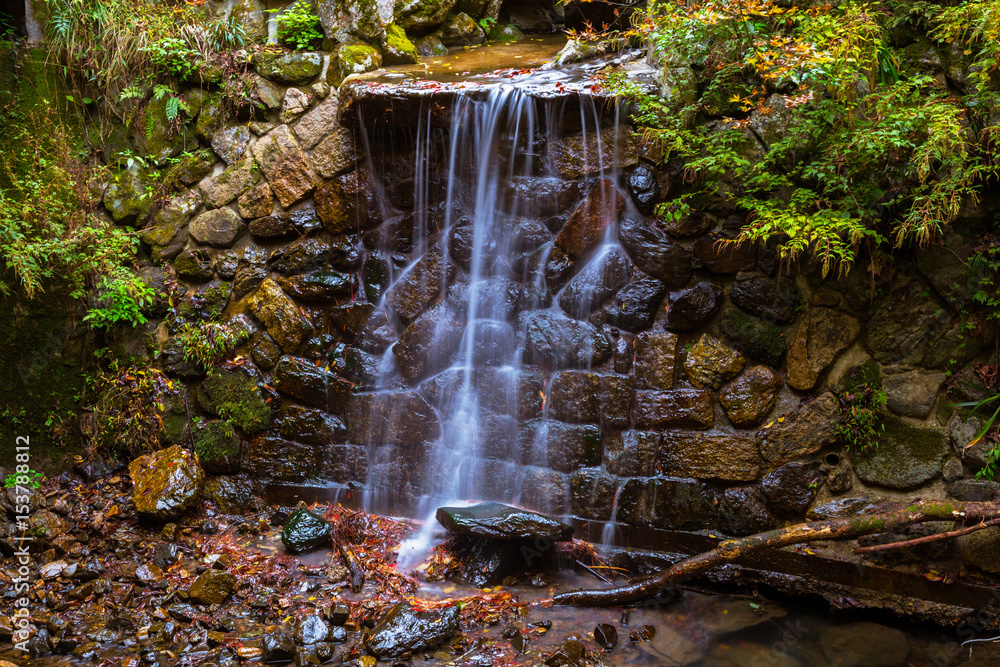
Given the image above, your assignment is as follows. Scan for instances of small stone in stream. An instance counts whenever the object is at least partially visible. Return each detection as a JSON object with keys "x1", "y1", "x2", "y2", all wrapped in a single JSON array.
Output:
[
  {"x1": 630, "y1": 625, "x2": 656, "y2": 642},
  {"x1": 281, "y1": 508, "x2": 332, "y2": 554},
  {"x1": 435, "y1": 502, "x2": 574, "y2": 541},
  {"x1": 295, "y1": 646, "x2": 321, "y2": 666},
  {"x1": 327, "y1": 602, "x2": 351, "y2": 626},
  {"x1": 153, "y1": 543, "x2": 181, "y2": 569},
  {"x1": 365, "y1": 602, "x2": 460, "y2": 659},
  {"x1": 502, "y1": 625, "x2": 520, "y2": 639},
  {"x1": 620, "y1": 611, "x2": 630, "y2": 626},
  {"x1": 295, "y1": 615, "x2": 330, "y2": 645},
  {"x1": 135, "y1": 563, "x2": 162, "y2": 584},
  {"x1": 328, "y1": 625, "x2": 347, "y2": 642},
  {"x1": 594, "y1": 623, "x2": 618, "y2": 651},
  {"x1": 544, "y1": 640, "x2": 585, "y2": 666},
  {"x1": 263, "y1": 628, "x2": 297, "y2": 662},
  {"x1": 162, "y1": 523, "x2": 178, "y2": 540},
  {"x1": 188, "y1": 569, "x2": 237, "y2": 605},
  {"x1": 510, "y1": 632, "x2": 527, "y2": 654},
  {"x1": 315, "y1": 643, "x2": 334, "y2": 660},
  {"x1": 532, "y1": 620, "x2": 553, "y2": 630}
]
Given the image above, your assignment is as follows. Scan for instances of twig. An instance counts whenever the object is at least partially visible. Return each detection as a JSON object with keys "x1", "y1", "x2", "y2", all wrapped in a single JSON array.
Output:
[
  {"x1": 577, "y1": 560, "x2": 614, "y2": 585},
  {"x1": 853, "y1": 518, "x2": 1000, "y2": 555}
]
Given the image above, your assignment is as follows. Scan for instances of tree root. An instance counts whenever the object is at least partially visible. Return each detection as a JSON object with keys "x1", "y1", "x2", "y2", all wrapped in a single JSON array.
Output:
[{"x1": 554, "y1": 500, "x2": 1000, "y2": 607}]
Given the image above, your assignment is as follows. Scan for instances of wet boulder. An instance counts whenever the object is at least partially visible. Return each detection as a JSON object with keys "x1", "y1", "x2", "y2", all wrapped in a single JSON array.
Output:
[
  {"x1": 719, "y1": 307, "x2": 788, "y2": 367},
  {"x1": 197, "y1": 365, "x2": 273, "y2": 435},
  {"x1": 761, "y1": 461, "x2": 823, "y2": 517},
  {"x1": 280, "y1": 405, "x2": 346, "y2": 445},
  {"x1": 625, "y1": 164, "x2": 660, "y2": 214},
  {"x1": 786, "y1": 307, "x2": 861, "y2": 391},
  {"x1": 129, "y1": 445, "x2": 204, "y2": 521},
  {"x1": 251, "y1": 124, "x2": 319, "y2": 207},
  {"x1": 522, "y1": 311, "x2": 613, "y2": 368},
  {"x1": 556, "y1": 178, "x2": 625, "y2": 258},
  {"x1": 191, "y1": 420, "x2": 241, "y2": 473},
  {"x1": 851, "y1": 416, "x2": 949, "y2": 490},
  {"x1": 658, "y1": 432, "x2": 762, "y2": 482},
  {"x1": 394, "y1": 302, "x2": 466, "y2": 382},
  {"x1": 469, "y1": 319, "x2": 517, "y2": 365},
  {"x1": 437, "y1": 502, "x2": 574, "y2": 586},
  {"x1": 730, "y1": 274, "x2": 801, "y2": 324},
  {"x1": 243, "y1": 436, "x2": 318, "y2": 482},
  {"x1": 634, "y1": 331, "x2": 677, "y2": 389},
  {"x1": 273, "y1": 355, "x2": 353, "y2": 413},
  {"x1": 344, "y1": 391, "x2": 441, "y2": 446},
  {"x1": 757, "y1": 392, "x2": 842, "y2": 465},
  {"x1": 254, "y1": 51, "x2": 323, "y2": 85},
  {"x1": 437, "y1": 11, "x2": 485, "y2": 46},
  {"x1": 719, "y1": 365, "x2": 783, "y2": 428},
  {"x1": 665, "y1": 282, "x2": 723, "y2": 332},
  {"x1": 366, "y1": 602, "x2": 460, "y2": 659},
  {"x1": 717, "y1": 487, "x2": 778, "y2": 536},
  {"x1": 296, "y1": 615, "x2": 331, "y2": 645},
  {"x1": 188, "y1": 208, "x2": 247, "y2": 248},
  {"x1": 188, "y1": 569, "x2": 237, "y2": 605},
  {"x1": 385, "y1": 245, "x2": 454, "y2": 322},
  {"x1": 548, "y1": 371, "x2": 600, "y2": 423},
  {"x1": 245, "y1": 278, "x2": 313, "y2": 353},
  {"x1": 633, "y1": 389, "x2": 713, "y2": 430},
  {"x1": 517, "y1": 420, "x2": 602, "y2": 472},
  {"x1": 315, "y1": 169, "x2": 382, "y2": 234},
  {"x1": 281, "y1": 507, "x2": 332, "y2": 554},
  {"x1": 693, "y1": 234, "x2": 757, "y2": 273},
  {"x1": 552, "y1": 127, "x2": 638, "y2": 180},
  {"x1": 558, "y1": 247, "x2": 630, "y2": 319},
  {"x1": 263, "y1": 628, "x2": 297, "y2": 663},
  {"x1": 684, "y1": 334, "x2": 746, "y2": 389},
  {"x1": 618, "y1": 216, "x2": 692, "y2": 287},
  {"x1": 276, "y1": 271, "x2": 352, "y2": 301},
  {"x1": 437, "y1": 502, "x2": 575, "y2": 541}
]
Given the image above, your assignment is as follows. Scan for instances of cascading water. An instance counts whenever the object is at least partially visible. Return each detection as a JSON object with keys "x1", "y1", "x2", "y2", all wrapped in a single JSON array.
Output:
[{"x1": 349, "y1": 65, "x2": 637, "y2": 566}]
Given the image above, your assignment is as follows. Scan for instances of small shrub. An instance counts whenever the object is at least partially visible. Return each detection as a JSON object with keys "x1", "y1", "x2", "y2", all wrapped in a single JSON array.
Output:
[
  {"x1": 4, "y1": 470, "x2": 43, "y2": 489},
  {"x1": 839, "y1": 360, "x2": 887, "y2": 453},
  {"x1": 144, "y1": 37, "x2": 199, "y2": 79},
  {"x1": 274, "y1": 1, "x2": 323, "y2": 51},
  {"x1": 172, "y1": 320, "x2": 251, "y2": 369},
  {"x1": 88, "y1": 363, "x2": 177, "y2": 457}
]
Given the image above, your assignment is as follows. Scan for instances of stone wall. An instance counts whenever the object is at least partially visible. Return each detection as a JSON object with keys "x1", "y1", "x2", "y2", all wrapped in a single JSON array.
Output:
[{"x1": 67, "y1": 6, "x2": 1000, "y2": 576}]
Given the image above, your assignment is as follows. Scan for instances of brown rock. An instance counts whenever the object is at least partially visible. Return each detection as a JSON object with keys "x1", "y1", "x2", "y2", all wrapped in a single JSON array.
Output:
[
  {"x1": 311, "y1": 127, "x2": 359, "y2": 179},
  {"x1": 549, "y1": 370, "x2": 601, "y2": 423},
  {"x1": 684, "y1": 334, "x2": 746, "y2": 389},
  {"x1": 384, "y1": 245, "x2": 453, "y2": 322},
  {"x1": 757, "y1": 391, "x2": 842, "y2": 465},
  {"x1": 694, "y1": 234, "x2": 757, "y2": 273},
  {"x1": 251, "y1": 124, "x2": 318, "y2": 207},
  {"x1": 199, "y1": 157, "x2": 256, "y2": 209},
  {"x1": 555, "y1": 178, "x2": 625, "y2": 258},
  {"x1": 238, "y1": 182, "x2": 274, "y2": 218},
  {"x1": 786, "y1": 308, "x2": 861, "y2": 390},
  {"x1": 345, "y1": 392, "x2": 441, "y2": 446},
  {"x1": 551, "y1": 126, "x2": 639, "y2": 179},
  {"x1": 129, "y1": 445, "x2": 204, "y2": 521},
  {"x1": 659, "y1": 433, "x2": 762, "y2": 481},
  {"x1": 720, "y1": 365, "x2": 783, "y2": 427},
  {"x1": 245, "y1": 278, "x2": 313, "y2": 352},
  {"x1": 315, "y1": 169, "x2": 381, "y2": 234},
  {"x1": 634, "y1": 331, "x2": 677, "y2": 389},
  {"x1": 633, "y1": 389, "x2": 713, "y2": 429}
]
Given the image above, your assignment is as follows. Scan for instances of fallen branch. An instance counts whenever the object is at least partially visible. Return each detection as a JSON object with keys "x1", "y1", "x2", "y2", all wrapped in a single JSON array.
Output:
[
  {"x1": 853, "y1": 517, "x2": 1000, "y2": 555},
  {"x1": 554, "y1": 500, "x2": 1000, "y2": 606},
  {"x1": 339, "y1": 542, "x2": 365, "y2": 593}
]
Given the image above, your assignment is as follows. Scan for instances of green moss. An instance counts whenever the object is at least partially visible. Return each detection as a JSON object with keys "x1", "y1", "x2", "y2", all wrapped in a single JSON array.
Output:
[
  {"x1": 329, "y1": 43, "x2": 382, "y2": 86},
  {"x1": 718, "y1": 308, "x2": 786, "y2": 366},
  {"x1": 382, "y1": 24, "x2": 419, "y2": 65},
  {"x1": 197, "y1": 367, "x2": 271, "y2": 435},
  {"x1": 843, "y1": 359, "x2": 882, "y2": 394},
  {"x1": 192, "y1": 419, "x2": 240, "y2": 472}
]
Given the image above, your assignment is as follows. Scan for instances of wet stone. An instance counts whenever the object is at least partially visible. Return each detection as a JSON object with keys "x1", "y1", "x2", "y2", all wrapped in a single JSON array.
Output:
[
  {"x1": 694, "y1": 234, "x2": 757, "y2": 273},
  {"x1": 819, "y1": 622, "x2": 909, "y2": 667},
  {"x1": 277, "y1": 271, "x2": 352, "y2": 301},
  {"x1": 555, "y1": 178, "x2": 625, "y2": 258},
  {"x1": 263, "y1": 628, "x2": 297, "y2": 663},
  {"x1": 315, "y1": 169, "x2": 382, "y2": 234},
  {"x1": 717, "y1": 487, "x2": 778, "y2": 536},
  {"x1": 345, "y1": 391, "x2": 441, "y2": 446},
  {"x1": 603, "y1": 277, "x2": 668, "y2": 332},
  {"x1": 719, "y1": 365, "x2": 783, "y2": 428},
  {"x1": 625, "y1": 165, "x2": 660, "y2": 214},
  {"x1": 282, "y1": 508, "x2": 332, "y2": 554},
  {"x1": 558, "y1": 246, "x2": 630, "y2": 319},
  {"x1": 761, "y1": 461, "x2": 822, "y2": 517},
  {"x1": 518, "y1": 420, "x2": 602, "y2": 473},
  {"x1": 196, "y1": 364, "x2": 272, "y2": 435},
  {"x1": 852, "y1": 416, "x2": 948, "y2": 490},
  {"x1": 437, "y1": 502, "x2": 574, "y2": 542},
  {"x1": 366, "y1": 602, "x2": 460, "y2": 660},
  {"x1": 273, "y1": 355, "x2": 353, "y2": 413},
  {"x1": 633, "y1": 389, "x2": 713, "y2": 430},
  {"x1": 251, "y1": 124, "x2": 318, "y2": 207},
  {"x1": 594, "y1": 623, "x2": 618, "y2": 651},
  {"x1": 385, "y1": 245, "x2": 453, "y2": 323},
  {"x1": 188, "y1": 569, "x2": 236, "y2": 605},
  {"x1": 719, "y1": 307, "x2": 788, "y2": 367},
  {"x1": 129, "y1": 445, "x2": 204, "y2": 521},
  {"x1": 598, "y1": 374, "x2": 635, "y2": 428},
  {"x1": 758, "y1": 391, "x2": 842, "y2": 465},
  {"x1": 684, "y1": 334, "x2": 746, "y2": 389},
  {"x1": 522, "y1": 311, "x2": 613, "y2": 369},
  {"x1": 552, "y1": 126, "x2": 638, "y2": 180},
  {"x1": 548, "y1": 370, "x2": 600, "y2": 424},
  {"x1": 730, "y1": 274, "x2": 801, "y2": 324},
  {"x1": 295, "y1": 615, "x2": 330, "y2": 645},
  {"x1": 280, "y1": 405, "x2": 346, "y2": 445},
  {"x1": 394, "y1": 303, "x2": 466, "y2": 382},
  {"x1": 251, "y1": 331, "x2": 282, "y2": 370},
  {"x1": 569, "y1": 469, "x2": 616, "y2": 521},
  {"x1": 267, "y1": 239, "x2": 332, "y2": 275},
  {"x1": 604, "y1": 430, "x2": 660, "y2": 477},
  {"x1": 658, "y1": 432, "x2": 762, "y2": 482},
  {"x1": 664, "y1": 211, "x2": 716, "y2": 238},
  {"x1": 786, "y1": 307, "x2": 861, "y2": 391},
  {"x1": 633, "y1": 331, "x2": 678, "y2": 390},
  {"x1": 665, "y1": 282, "x2": 723, "y2": 332},
  {"x1": 254, "y1": 51, "x2": 322, "y2": 85},
  {"x1": 246, "y1": 278, "x2": 313, "y2": 353},
  {"x1": 618, "y1": 216, "x2": 693, "y2": 287},
  {"x1": 882, "y1": 367, "x2": 947, "y2": 419}
]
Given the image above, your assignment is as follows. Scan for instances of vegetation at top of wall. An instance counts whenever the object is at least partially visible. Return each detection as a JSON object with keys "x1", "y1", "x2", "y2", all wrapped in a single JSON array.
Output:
[
  {"x1": 603, "y1": 0, "x2": 1000, "y2": 278},
  {"x1": 273, "y1": 1, "x2": 324, "y2": 51}
]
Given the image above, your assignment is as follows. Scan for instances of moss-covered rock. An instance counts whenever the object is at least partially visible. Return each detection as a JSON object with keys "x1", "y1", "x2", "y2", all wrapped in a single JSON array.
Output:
[
  {"x1": 245, "y1": 278, "x2": 313, "y2": 352},
  {"x1": 134, "y1": 94, "x2": 191, "y2": 166},
  {"x1": 129, "y1": 445, "x2": 204, "y2": 521},
  {"x1": 851, "y1": 415, "x2": 949, "y2": 490},
  {"x1": 720, "y1": 365, "x2": 783, "y2": 428},
  {"x1": 436, "y1": 12, "x2": 485, "y2": 47},
  {"x1": 329, "y1": 43, "x2": 383, "y2": 87},
  {"x1": 192, "y1": 420, "x2": 241, "y2": 473},
  {"x1": 254, "y1": 51, "x2": 323, "y2": 85},
  {"x1": 196, "y1": 366, "x2": 272, "y2": 435},
  {"x1": 718, "y1": 307, "x2": 787, "y2": 367},
  {"x1": 684, "y1": 334, "x2": 746, "y2": 390},
  {"x1": 381, "y1": 23, "x2": 420, "y2": 65},
  {"x1": 104, "y1": 164, "x2": 153, "y2": 224},
  {"x1": 414, "y1": 35, "x2": 448, "y2": 56},
  {"x1": 317, "y1": 0, "x2": 394, "y2": 42},
  {"x1": 396, "y1": 0, "x2": 457, "y2": 32},
  {"x1": 188, "y1": 569, "x2": 237, "y2": 605},
  {"x1": 488, "y1": 23, "x2": 523, "y2": 43},
  {"x1": 199, "y1": 156, "x2": 257, "y2": 209},
  {"x1": 231, "y1": 0, "x2": 267, "y2": 43}
]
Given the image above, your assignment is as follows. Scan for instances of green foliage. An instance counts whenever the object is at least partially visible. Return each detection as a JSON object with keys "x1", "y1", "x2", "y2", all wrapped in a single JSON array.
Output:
[
  {"x1": 4, "y1": 470, "x2": 43, "y2": 489},
  {"x1": 839, "y1": 361, "x2": 887, "y2": 452},
  {"x1": 173, "y1": 320, "x2": 251, "y2": 369},
  {"x1": 606, "y1": 0, "x2": 1000, "y2": 277},
  {"x1": 274, "y1": 1, "x2": 323, "y2": 51},
  {"x1": 88, "y1": 362, "x2": 176, "y2": 456},
  {"x1": 144, "y1": 36, "x2": 198, "y2": 79},
  {"x1": 0, "y1": 111, "x2": 153, "y2": 329}
]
